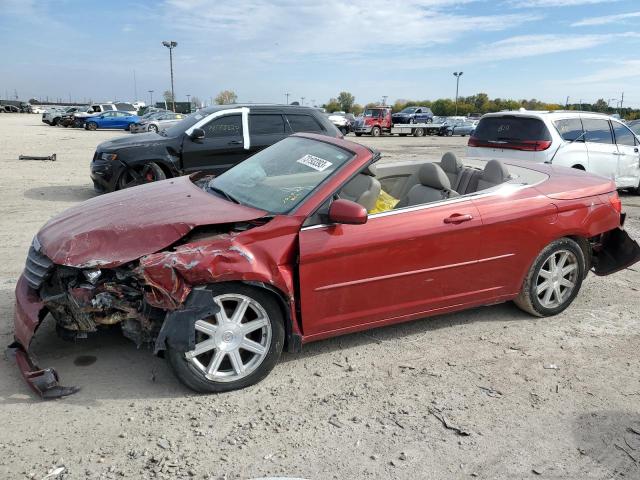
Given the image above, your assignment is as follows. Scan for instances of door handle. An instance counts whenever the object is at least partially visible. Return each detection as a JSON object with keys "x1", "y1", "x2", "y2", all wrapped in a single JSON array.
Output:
[
  {"x1": 443, "y1": 213, "x2": 473, "y2": 224},
  {"x1": 228, "y1": 140, "x2": 243, "y2": 145}
]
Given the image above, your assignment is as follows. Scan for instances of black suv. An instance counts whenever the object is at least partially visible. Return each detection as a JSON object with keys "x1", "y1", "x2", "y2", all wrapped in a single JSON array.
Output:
[{"x1": 90, "y1": 104, "x2": 341, "y2": 193}]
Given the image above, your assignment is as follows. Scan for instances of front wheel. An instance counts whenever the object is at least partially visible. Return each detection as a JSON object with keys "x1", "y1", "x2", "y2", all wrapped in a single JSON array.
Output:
[
  {"x1": 514, "y1": 238, "x2": 585, "y2": 317},
  {"x1": 370, "y1": 126, "x2": 381, "y2": 137},
  {"x1": 148, "y1": 124, "x2": 159, "y2": 133},
  {"x1": 167, "y1": 284, "x2": 285, "y2": 393},
  {"x1": 339, "y1": 126, "x2": 348, "y2": 135},
  {"x1": 117, "y1": 162, "x2": 166, "y2": 189},
  {"x1": 86, "y1": 121, "x2": 98, "y2": 131}
]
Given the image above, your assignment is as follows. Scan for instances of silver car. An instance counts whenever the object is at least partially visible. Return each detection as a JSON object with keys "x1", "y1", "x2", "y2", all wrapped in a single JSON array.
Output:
[{"x1": 130, "y1": 111, "x2": 185, "y2": 133}]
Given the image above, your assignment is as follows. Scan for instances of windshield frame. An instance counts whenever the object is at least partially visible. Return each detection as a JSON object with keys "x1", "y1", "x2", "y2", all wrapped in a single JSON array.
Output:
[{"x1": 207, "y1": 135, "x2": 357, "y2": 216}]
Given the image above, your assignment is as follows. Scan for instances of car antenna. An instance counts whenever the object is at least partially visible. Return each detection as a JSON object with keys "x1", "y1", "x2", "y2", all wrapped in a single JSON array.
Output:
[{"x1": 546, "y1": 130, "x2": 586, "y2": 164}]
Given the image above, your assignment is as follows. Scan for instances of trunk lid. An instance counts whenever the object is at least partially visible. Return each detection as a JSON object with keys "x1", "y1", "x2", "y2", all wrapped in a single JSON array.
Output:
[{"x1": 38, "y1": 176, "x2": 267, "y2": 268}]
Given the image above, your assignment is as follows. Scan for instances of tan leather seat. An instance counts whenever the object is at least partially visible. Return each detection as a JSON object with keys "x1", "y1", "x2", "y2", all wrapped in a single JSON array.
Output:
[
  {"x1": 340, "y1": 174, "x2": 381, "y2": 211},
  {"x1": 395, "y1": 163, "x2": 458, "y2": 208}
]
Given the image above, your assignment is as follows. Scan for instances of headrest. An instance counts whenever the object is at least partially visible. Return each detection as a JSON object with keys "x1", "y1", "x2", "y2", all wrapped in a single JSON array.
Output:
[
  {"x1": 441, "y1": 152, "x2": 462, "y2": 174},
  {"x1": 418, "y1": 163, "x2": 451, "y2": 190},
  {"x1": 481, "y1": 160, "x2": 510, "y2": 183}
]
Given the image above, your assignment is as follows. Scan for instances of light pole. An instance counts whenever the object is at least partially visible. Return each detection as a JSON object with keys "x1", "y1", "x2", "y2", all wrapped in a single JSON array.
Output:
[
  {"x1": 162, "y1": 41, "x2": 178, "y2": 112},
  {"x1": 453, "y1": 72, "x2": 463, "y2": 115},
  {"x1": 148, "y1": 90, "x2": 154, "y2": 107},
  {"x1": 301, "y1": 96, "x2": 305, "y2": 106},
  {"x1": 186, "y1": 94, "x2": 191, "y2": 110},
  {"x1": 285, "y1": 92, "x2": 290, "y2": 105}
]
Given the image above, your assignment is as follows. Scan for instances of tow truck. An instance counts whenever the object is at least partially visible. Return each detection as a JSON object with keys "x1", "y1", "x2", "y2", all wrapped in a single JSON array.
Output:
[{"x1": 352, "y1": 106, "x2": 441, "y2": 137}]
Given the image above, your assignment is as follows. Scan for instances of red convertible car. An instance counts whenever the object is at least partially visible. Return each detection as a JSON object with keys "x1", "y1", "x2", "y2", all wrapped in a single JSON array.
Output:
[{"x1": 12, "y1": 133, "x2": 640, "y2": 398}]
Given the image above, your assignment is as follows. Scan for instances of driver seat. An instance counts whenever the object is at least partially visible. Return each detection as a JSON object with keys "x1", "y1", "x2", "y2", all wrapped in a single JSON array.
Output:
[{"x1": 340, "y1": 174, "x2": 381, "y2": 211}]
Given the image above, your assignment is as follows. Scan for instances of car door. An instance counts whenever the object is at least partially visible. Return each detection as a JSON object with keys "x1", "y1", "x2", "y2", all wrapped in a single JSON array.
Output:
[
  {"x1": 248, "y1": 113, "x2": 288, "y2": 155},
  {"x1": 298, "y1": 198, "x2": 483, "y2": 337},
  {"x1": 113, "y1": 112, "x2": 127, "y2": 128},
  {"x1": 551, "y1": 118, "x2": 589, "y2": 169},
  {"x1": 612, "y1": 120, "x2": 640, "y2": 189},
  {"x1": 97, "y1": 112, "x2": 113, "y2": 128},
  {"x1": 582, "y1": 117, "x2": 617, "y2": 179},
  {"x1": 181, "y1": 111, "x2": 252, "y2": 175}
]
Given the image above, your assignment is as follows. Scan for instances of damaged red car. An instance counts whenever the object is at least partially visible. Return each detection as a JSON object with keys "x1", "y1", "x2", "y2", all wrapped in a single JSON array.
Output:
[{"x1": 12, "y1": 133, "x2": 640, "y2": 398}]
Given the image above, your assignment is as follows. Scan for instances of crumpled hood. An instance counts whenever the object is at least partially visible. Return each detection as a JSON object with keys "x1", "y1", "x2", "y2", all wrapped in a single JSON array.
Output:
[
  {"x1": 97, "y1": 132, "x2": 170, "y2": 151},
  {"x1": 38, "y1": 176, "x2": 267, "y2": 268}
]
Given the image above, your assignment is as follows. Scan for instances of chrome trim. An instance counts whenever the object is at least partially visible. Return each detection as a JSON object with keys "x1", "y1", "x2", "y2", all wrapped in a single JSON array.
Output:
[{"x1": 314, "y1": 253, "x2": 514, "y2": 292}]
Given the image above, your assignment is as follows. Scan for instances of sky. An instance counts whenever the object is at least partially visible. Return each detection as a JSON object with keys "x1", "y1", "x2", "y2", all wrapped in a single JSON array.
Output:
[{"x1": 1, "y1": 0, "x2": 640, "y2": 107}]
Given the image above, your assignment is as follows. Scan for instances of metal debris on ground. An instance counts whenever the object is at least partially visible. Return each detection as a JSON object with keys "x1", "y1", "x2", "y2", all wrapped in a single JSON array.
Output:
[
  {"x1": 19, "y1": 153, "x2": 57, "y2": 161},
  {"x1": 428, "y1": 407, "x2": 471, "y2": 436}
]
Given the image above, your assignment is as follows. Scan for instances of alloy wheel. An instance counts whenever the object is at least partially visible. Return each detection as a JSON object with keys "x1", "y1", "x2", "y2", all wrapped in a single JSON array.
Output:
[
  {"x1": 535, "y1": 249, "x2": 578, "y2": 309},
  {"x1": 185, "y1": 294, "x2": 272, "y2": 382}
]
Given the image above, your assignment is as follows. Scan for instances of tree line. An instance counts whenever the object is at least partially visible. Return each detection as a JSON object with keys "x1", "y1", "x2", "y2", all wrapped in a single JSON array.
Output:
[{"x1": 322, "y1": 91, "x2": 640, "y2": 120}]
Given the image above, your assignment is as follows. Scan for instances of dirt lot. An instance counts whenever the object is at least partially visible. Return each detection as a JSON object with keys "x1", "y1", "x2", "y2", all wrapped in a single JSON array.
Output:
[{"x1": 1, "y1": 113, "x2": 639, "y2": 479}]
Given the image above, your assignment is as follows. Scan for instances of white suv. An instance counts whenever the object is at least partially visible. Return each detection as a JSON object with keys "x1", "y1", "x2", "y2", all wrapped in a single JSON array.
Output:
[{"x1": 467, "y1": 110, "x2": 640, "y2": 193}]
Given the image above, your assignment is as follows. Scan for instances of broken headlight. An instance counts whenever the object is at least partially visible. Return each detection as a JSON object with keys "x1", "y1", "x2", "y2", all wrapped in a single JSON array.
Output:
[
  {"x1": 83, "y1": 269, "x2": 102, "y2": 284},
  {"x1": 100, "y1": 152, "x2": 118, "y2": 161}
]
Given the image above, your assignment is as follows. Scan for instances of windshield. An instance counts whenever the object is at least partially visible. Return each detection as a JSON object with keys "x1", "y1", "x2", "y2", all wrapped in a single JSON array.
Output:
[
  {"x1": 401, "y1": 107, "x2": 417, "y2": 114},
  {"x1": 162, "y1": 111, "x2": 205, "y2": 137},
  {"x1": 363, "y1": 109, "x2": 382, "y2": 117},
  {"x1": 207, "y1": 136, "x2": 354, "y2": 214},
  {"x1": 629, "y1": 121, "x2": 640, "y2": 136}
]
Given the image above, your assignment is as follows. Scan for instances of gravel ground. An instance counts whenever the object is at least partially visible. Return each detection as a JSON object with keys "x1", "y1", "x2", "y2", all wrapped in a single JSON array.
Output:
[{"x1": 0, "y1": 113, "x2": 639, "y2": 480}]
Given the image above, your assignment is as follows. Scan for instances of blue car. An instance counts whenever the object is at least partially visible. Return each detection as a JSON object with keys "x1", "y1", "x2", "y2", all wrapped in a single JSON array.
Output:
[
  {"x1": 84, "y1": 111, "x2": 140, "y2": 131},
  {"x1": 392, "y1": 106, "x2": 434, "y2": 124}
]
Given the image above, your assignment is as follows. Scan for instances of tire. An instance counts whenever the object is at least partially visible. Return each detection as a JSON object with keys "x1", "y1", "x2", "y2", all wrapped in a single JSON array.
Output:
[
  {"x1": 446, "y1": 129, "x2": 453, "y2": 136},
  {"x1": 117, "y1": 162, "x2": 166, "y2": 189},
  {"x1": 73, "y1": 119, "x2": 84, "y2": 128},
  {"x1": 148, "y1": 124, "x2": 159, "y2": 133},
  {"x1": 513, "y1": 238, "x2": 585, "y2": 317},
  {"x1": 167, "y1": 284, "x2": 285, "y2": 393},
  {"x1": 355, "y1": 133, "x2": 362, "y2": 137},
  {"x1": 413, "y1": 128, "x2": 425, "y2": 137},
  {"x1": 339, "y1": 127, "x2": 347, "y2": 135},
  {"x1": 51, "y1": 118, "x2": 59, "y2": 126},
  {"x1": 399, "y1": 133, "x2": 408, "y2": 137},
  {"x1": 371, "y1": 126, "x2": 381, "y2": 137},
  {"x1": 409, "y1": 118, "x2": 416, "y2": 124},
  {"x1": 86, "y1": 121, "x2": 98, "y2": 131}
]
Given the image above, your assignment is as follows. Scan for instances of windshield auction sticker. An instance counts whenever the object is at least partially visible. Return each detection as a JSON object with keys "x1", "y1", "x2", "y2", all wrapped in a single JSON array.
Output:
[{"x1": 296, "y1": 154, "x2": 333, "y2": 172}]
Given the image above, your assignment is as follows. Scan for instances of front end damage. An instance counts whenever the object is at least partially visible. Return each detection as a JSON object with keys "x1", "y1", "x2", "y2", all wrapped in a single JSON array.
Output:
[{"x1": 11, "y1": 216, "x2": 299, "y2": 399}]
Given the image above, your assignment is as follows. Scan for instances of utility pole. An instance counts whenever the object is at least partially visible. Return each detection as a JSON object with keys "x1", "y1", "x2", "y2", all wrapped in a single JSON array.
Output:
[
  {"x1": 148, "y1": 90, "x2": 154, "y2": 107},
  {"x1": 133, "y1": 70, "x2": 138, "y2": 101},
  {"x1": 285, "y1": 92, "x2": 290, "y2": 105},
  {"x1": 620, "y1": 92, "x2": 624, "y2": 110},
  {"x1": 453, "y1": 72, "x2": 463, "y2": 115},
  {"x1": 301, "y1": 96, "x2": 305, "y2": 105},
  {"x1": 162, "y1": 41, "x2": 178, "y2": 112},
  {"x1": 382, "y1": 96, "x2": 388, "y2": 106},
  {"x1": 186, "y1": 94, "x2": 191, "y2": 112},
  {"x1": 565, "y1": 96, "x2": 569, "y2": 108}
]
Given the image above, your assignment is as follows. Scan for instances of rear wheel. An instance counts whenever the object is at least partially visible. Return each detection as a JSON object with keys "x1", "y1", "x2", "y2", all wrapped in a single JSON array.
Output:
[
  {"x1": 167, "y1": 284, "x2": 285, "y2": 393},
  {"x1": 339, "y1": 127, "x2": 348, "y2": 135},
  {"x1": 514, "y1": 238, "x2": 585, "y2": 317},
  {"x1": 354, "y1": 132, "x2": 362, "y2": 137},
  {"x1": 86, "y1": 121, "x2": 98, "y2": 131},
  {"x1": 51, "y1": 118, "x2": 59, "y2": 126},
  {"x1": 413, "y1": 128, "x2": 425, "y2": 137},
  {"x1": 117, "y1": 162, "x2": 166, "y2": 189},
  {"x1": 371, "y1": 126, "x2": 381, "y2": 137},
  {"x1": 148, "y1": 124, "x2": 159, "y2": 133}
]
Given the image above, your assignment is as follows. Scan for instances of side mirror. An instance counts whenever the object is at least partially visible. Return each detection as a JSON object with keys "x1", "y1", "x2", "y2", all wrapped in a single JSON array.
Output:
[
  {"x1": 328, "y1": 199, "x2": 368, "y2": 225},
  {"x1": 190, "y1": 128, "x2": 205, "y2": 140}
]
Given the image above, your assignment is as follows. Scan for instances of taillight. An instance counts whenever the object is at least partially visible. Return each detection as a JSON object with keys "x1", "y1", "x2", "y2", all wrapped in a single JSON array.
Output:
[
  {"x1": 468, "y1": 137, "x2": 551, "y2": 151},
  {"x1": 608, "y1": 191, "x2": 622, "y2": 214}
]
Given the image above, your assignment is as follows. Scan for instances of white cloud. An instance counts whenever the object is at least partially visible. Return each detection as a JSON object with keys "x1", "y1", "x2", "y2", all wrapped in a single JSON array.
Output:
[
  {"x1": 161, "y1": 0, "x2": 540, "y2": 58},
  {"x1": 508, "y1": 0, "x2": 618, "y2": 6},
  {"x1": 572, "y1": 11, "x2": 640, "y2": 27}
]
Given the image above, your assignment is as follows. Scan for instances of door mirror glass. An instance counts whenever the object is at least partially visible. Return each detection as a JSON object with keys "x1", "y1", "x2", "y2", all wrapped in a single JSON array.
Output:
[
  {"x1": 190, "y1": 128, "x2": 205, "y2": 140},
  {"x1": 328, "y1": 199, "x2": 368, "y2": 225}
]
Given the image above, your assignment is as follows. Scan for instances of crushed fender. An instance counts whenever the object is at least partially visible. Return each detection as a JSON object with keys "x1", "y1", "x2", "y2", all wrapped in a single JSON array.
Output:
[{"x1": 154, "y1": 287, "x2": 220, "y2": 354}]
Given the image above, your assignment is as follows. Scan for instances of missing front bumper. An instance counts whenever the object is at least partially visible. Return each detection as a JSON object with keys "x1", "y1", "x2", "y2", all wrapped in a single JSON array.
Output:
[{"x1": 593, "y1": 226, "x2": 640, "y2": 276}]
